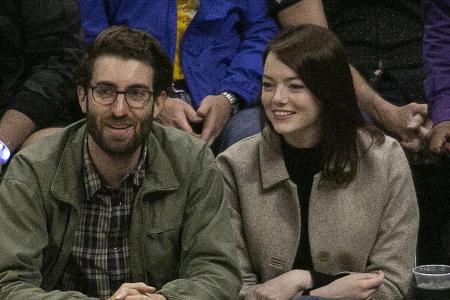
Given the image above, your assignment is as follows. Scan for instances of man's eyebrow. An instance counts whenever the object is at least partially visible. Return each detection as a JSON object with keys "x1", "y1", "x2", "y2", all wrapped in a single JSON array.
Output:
[
  {"x1": 93, "y1": 81, "x2": 150, "y2": 89},
  {"x1": 126, "y1": 84, "x2": 151, "y2": 89}
]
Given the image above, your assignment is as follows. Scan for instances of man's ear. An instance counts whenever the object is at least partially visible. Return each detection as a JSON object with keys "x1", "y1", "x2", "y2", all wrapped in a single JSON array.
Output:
[
  {"x1": 77, "y1": 86, "x2": 87, "y2": 114},
  {"x1": 153, "y1": 90, "x2": 167, "y2": 118}
]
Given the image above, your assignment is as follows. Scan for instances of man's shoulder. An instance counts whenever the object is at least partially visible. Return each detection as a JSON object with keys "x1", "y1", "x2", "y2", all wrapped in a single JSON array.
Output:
[{"x1": 4, "y1": 121, "x2": 85, "y2": 183}]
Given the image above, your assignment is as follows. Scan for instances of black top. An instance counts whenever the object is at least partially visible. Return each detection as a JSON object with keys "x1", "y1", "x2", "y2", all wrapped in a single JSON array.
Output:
[
  {"x1": 281, "y1": 138, "x2": 321, "y2": 271},
  {"x1": 281, "y1": 139, "x2": 348, "y2": 291},
  {"x1": 0, "y1": 0, "x2": 84, "y2": 128}
]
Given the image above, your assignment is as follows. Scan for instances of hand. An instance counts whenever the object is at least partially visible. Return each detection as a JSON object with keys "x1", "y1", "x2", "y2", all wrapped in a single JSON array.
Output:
[
  {"x1": 382, "y1": 103, "x2": 430, "y2": 152},
  {"x1": 428, "y1": 121, "x2": 450, "y2": 154},
  {"x1": 157, "y1": 97, "x2": 203, "y2": 135},
  {"x1": 108, "y1": 282, "x2": 162, "y2": 300},
  {"x1": 246, "y1": 270, "x2": 312, "y2": 300},
  {"x1": 310, "y1": 271, "x2": 384, "y2": 300},
  {"x1": 197, "y1": 95, "x2": 232, "y2": 143}
]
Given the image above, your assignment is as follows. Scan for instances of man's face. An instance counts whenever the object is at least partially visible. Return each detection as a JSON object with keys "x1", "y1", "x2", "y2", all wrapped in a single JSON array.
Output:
[{"x1": 78, "y1": 55, "x2": 165, "y2": 156}]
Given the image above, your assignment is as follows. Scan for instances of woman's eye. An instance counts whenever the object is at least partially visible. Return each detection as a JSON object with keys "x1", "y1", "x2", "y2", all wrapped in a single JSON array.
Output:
[
  {"x1": 289, "y1": 84, "x2": 304, "y2": 92},
  {"x1": 262, "y1": 82, "x2": 275, "y2": 90}
]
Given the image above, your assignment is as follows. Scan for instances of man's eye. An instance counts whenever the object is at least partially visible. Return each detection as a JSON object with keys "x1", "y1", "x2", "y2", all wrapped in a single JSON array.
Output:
[
  {"x1": 96, "y1": 86, "x2": 115, "y2": 96},
  {"x1": 127, "y1": 88, "x2": 147, "y2": 99}
]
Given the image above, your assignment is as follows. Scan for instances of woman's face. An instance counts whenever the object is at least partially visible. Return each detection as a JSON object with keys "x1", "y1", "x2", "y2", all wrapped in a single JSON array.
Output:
[{"x1": 262, "y1": 52, "x2": 321, "y2": 148}]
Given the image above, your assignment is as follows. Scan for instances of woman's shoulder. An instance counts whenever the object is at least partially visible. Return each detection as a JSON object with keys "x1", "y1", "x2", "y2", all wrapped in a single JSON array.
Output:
[
  {"x1": 357, "y1": 129, "x2": 409, "y2": 170},
  {"x1": 217, "y1": 133, "x2": 264, "y2": 164}
]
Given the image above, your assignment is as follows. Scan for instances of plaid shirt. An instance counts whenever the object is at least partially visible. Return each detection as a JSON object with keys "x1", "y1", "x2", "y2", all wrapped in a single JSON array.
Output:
[{"x1": 58, "y1": 135, "x2": 146, "y2": 299}]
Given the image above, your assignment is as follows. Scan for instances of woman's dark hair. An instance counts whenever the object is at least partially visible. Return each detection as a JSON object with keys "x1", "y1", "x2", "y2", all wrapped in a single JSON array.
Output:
[
  {"x1": 263, "y1": 25, "x2": 384, "y2": 185},
  {"x1": 75, "y1": 26, "x2": 172, "y2": 96}
]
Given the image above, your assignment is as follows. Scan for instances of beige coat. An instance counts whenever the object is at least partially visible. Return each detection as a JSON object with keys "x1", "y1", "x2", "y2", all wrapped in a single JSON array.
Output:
[{"x1": 217, "y1": 128, "x2": 419, "y2": 300}]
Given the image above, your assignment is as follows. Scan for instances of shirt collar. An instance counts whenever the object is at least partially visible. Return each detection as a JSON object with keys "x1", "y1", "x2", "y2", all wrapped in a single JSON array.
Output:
[{"x1": 82, "y1": 134, "x2": 147, "y2": 199}]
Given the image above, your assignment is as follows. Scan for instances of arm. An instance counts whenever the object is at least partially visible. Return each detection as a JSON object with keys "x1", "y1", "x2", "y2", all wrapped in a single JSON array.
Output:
[
  {"x1": 0, "y1": 158, "x2": 95, "y2": 299},
  {"x1": 216, "y1": 155, "x2": 260, "y2": 299},
  {"x1": 423, "y1": 0, "x2": 450, "y2": 153},
  {"x1": 197, "y1": 0, "x2": 278, "y2": 141},
  {"x1": 78, "y1": 0, "x2": 110, "y2": 43},
  {"x1": 1, "y1": 0, "x2": 84, "y2": 153},
  {"x1": 276, "y1": 0, "x2": 328, "y2": 27},
  {"x1": 158, "y1": 145, "x2": 241, "y2": 300},
  {"x1": 368, "y1": 141, "x2": 418, "y2": 299},
  {"x1": 351, "y1": 66, "x2": 429, "y2": 151},
  {"x1": 217, "y1": 0, "x2": 278, "y2": 106}
]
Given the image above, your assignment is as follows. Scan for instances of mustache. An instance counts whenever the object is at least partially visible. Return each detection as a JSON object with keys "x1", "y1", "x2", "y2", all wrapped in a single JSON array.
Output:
[{"x1": 103, "y1": 117, "x2": 135, "y2": 127}]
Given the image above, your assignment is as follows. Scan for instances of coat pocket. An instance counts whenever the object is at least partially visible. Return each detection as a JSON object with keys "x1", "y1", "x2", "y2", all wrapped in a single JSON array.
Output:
[{"x1": 144, "y1": 223, "x2": 182, "y2": 289}]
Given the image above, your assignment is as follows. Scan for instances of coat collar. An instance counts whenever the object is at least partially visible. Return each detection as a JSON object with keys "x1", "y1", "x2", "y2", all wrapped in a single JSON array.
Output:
[
  {"x1": 259, "y1": 126, "x2": 290, "y2": 190},
  {"x1": 51, "y1": 121, "x2": 179, "y2": 208}
]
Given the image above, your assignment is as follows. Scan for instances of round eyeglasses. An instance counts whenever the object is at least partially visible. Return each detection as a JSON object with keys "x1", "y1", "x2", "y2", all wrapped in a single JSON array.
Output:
[{"x1": 89, "y1": 84, "x2": 153, "y2": 108}]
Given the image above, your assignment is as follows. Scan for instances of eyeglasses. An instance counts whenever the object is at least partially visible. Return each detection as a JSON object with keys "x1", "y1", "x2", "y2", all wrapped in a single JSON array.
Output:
[{"x1": 89, "y1": 84, "x2": 153, "y2": 108}]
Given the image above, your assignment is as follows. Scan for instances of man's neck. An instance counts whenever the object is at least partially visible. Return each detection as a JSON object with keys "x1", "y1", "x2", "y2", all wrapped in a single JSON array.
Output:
[{"x1": 87, "y1": 135, "x2": 142, "y2": 189}]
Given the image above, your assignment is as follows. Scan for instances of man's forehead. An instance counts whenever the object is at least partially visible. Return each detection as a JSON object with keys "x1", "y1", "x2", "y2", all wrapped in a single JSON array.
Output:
[{"x1": 91, "y1": 55, "x2": 154, "y2": 86}]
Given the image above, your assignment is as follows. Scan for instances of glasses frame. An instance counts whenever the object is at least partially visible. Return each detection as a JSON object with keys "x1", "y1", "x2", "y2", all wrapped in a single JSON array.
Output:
[{"x1": 89, "y1": 85, "x2": 154, "y2": 108}]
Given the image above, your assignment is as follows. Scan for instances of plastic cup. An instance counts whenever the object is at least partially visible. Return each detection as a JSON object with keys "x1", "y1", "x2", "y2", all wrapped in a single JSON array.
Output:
[{"x1": 413, "y1": 265, "x2": 450, "y2": 290}]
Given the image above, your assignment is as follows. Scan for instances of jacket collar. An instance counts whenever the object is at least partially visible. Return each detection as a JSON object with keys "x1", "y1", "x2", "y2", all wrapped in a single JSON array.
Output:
[
  {"x1": 51, "y1": 121, "x2": 179, "y2": 208},
  {"x1": 259, "y1": 126, "x2": 290, "y2": 190}
]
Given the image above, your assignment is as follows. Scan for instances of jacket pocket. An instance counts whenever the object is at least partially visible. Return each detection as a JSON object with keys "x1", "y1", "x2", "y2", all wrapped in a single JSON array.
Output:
[{"x1": 144, "y1": 223, "x2": 182, "y2": 289}]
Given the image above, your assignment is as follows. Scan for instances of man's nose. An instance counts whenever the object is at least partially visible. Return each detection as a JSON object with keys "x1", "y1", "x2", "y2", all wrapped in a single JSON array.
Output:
[{"x1": 111, "y1": 93, "x2": 130, "y2": 116}]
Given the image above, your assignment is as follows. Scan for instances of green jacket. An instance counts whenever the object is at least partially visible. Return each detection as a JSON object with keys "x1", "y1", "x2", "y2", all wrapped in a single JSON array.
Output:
[{"x1": 0, "y1": 120, "x2": 240, "y2": 300}]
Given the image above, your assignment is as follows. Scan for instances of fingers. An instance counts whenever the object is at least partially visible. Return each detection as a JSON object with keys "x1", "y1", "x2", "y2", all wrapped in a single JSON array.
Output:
[
  {"x1": 406, "y1": 113, "x2": 425, "y2": 130},
  {"x1": 429, "y1": 121, "x2": 450, "y2": 154},
  {"x1": 363, "y1": 271, "x2": 384, "y2": 289},
  {"x1": 200, "y1": 115, "x2": 217, "y2": 142},
  {"x1": 185, "y1": 106, "x2": 203, "y2": 123},
  {"x1": 111, "y1": 282, "x2": 156, "y2": 300},
  {"x1": 411, "y1": 103, "x2": 428, "y2": 117}
]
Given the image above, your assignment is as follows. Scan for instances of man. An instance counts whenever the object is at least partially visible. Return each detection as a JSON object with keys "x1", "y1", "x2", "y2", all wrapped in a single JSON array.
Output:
[
  {"x1": 0, "y1": 0, "x2": 84, "y2": 163},
  {"x1": 0, "y1": 26, "x2": 240, "y2": 299},
  {"x1": 79, "y1": 0, "x2": 278, "y2": 154}
]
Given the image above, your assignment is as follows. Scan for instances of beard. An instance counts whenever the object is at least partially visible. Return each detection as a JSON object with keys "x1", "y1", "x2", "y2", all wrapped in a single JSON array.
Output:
[{"x1": 85, "y1": 105, "x2": 153, "y2": 157}]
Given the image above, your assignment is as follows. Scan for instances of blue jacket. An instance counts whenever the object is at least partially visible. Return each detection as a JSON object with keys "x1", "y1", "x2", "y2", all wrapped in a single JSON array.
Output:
[{"x1": 79, "y1": 0, "x2": 279, "y2": 108}]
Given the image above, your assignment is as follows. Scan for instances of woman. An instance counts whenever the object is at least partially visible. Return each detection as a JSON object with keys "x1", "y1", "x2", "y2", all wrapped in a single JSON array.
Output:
[{"x1": 217, "y1": 25, "x2": 418, "y2": 300}]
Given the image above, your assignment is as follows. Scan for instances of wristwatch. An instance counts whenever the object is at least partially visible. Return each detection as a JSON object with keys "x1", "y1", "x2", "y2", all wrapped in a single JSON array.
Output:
[
  {"x1": 220, "y1": 92, "x2": 240, "y2": 115},
  {"x1": 0, "y1": 140, "x2": 11, "y2": 165}
]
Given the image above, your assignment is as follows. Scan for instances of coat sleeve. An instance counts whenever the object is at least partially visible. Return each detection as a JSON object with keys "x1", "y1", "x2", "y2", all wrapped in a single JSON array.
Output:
[
  {"x1": 423, "y1": 0, "x2": 450, "y2": 124},
  {"x1": 78, "y1": 0, "x2": 110, "y2": 43},
  {"x1": 158, "y1": 145, "x2": 241, "y2": 300},
  {"x1": 216, "y1": 154, "x2": 259, "y2": 300},
  {"x1": 7, "y1": 0, "x2": 84, "y2": 129},
  {"x1": 0, "y1": 158, "x2": 96, "y2": 299},
  {"x1": 369, "y1": 141, "x2": 419, "y2": 299},
  {"x1": 217, "y1": 0, "x2": 279, "y2": 106}
]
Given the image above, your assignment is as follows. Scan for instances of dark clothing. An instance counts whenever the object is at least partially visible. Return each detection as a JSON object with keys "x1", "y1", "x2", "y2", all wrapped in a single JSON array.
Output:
[
  {"x1": 281, "y1": 141, "x2": 347, "y2": 291},
  {"x1": 270, "y1": 0, "x2": 425, "y2": 103},
  {"x1": 323, "y1": 0, "x2": 424, "y2": 102},
  {"x1": 423, "y1": 0, "x2": 450, "y2": 124},
  {"x1": 0, "y1": 0, "x2": 84, "y2": 129},
  {"x1": 281, "y1": 140, "x2": 321, "y2": 271}
]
